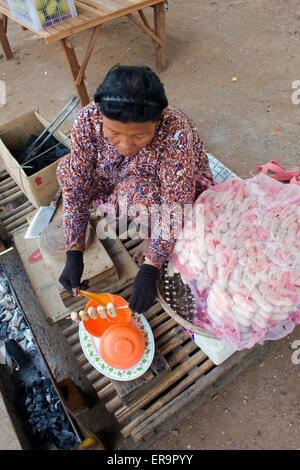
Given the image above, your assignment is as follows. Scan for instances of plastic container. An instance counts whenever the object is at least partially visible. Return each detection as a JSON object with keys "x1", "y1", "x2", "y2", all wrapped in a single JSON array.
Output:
[
  {"x1": 100, "y1": 323, "x2": 145, "y2": 369},
  {"x1": 6, "y1": 0, "x2": 77, "y2": 31},
  {"x1": 82, "y1": 295, "x2": 131, "y2": 338},
  {"x1": 194, "y1": 334, "x2": 236, "y2": 365}
]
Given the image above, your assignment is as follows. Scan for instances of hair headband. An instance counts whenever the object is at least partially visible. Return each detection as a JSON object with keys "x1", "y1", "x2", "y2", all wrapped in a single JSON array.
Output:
[{"x1": 101, "y1": 96, "x2": 159, "y2": 106}]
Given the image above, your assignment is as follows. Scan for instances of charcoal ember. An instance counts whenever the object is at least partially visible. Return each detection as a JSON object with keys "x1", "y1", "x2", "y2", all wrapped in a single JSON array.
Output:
[
  {"x1": 7, "y1": 326, "x2": 21, "y2": 340},
  {"x1": 0, "y1": 310, "x2": 13, "y2": 323},
  {"x1": 0, "y1": 322, "x2": 7, "y2": 340},
  {"x1": 43, "y1": 378, "x2": 52, "y2": 389},
  {"x1": 0, "y1": 276, "x2": 9, "y2": 296},
  {"x1": 22, "y1": 376, "x2": 78, "y2": 449},
  {"x1": 13, "y1": 133, "x2": 70, "y2": 177},
  {"x1": 10, "y1": 309, "x2": 24, "y2": 329},
  {"x1": 16, "y1": 332, "x2": 25, "y2": 342},
  {"x1": 0, "y1": 294, "x2": 15, "y2": 311},
  {"x1": 0, "y1": 266, "x2": 78, "y2": 449}
]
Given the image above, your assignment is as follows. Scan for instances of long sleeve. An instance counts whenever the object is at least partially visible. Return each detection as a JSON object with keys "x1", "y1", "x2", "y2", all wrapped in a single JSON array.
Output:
[
  {"x1": 56, "y1": 109, "x2": 98, "y2": 251},
  {"x1": 145, "y1": 123, "x2": 214, "y2": 268}
]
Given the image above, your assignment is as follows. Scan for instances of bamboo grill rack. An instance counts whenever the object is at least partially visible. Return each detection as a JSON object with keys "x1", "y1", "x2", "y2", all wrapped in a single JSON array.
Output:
[
  {"x1": 0, "y1": 168, "x2": 270, "y2": 449},
  {"x1": 157, "y1": 263, "x2": 218, "y2": 339}
]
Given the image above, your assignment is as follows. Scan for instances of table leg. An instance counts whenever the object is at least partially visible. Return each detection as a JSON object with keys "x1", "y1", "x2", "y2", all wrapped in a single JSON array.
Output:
[
  {"x1": 153, "y1": 2, "x2": 167, "y2": 72},
  {"x1": 60, "y1": 38, "x2": 90, "y2": 107},
  {"x1": 75, "y1": 25, "x2": 101, "y2": 87},
  {"x1": 0, "y1": 15, "x2": 13, "y2": 60}
]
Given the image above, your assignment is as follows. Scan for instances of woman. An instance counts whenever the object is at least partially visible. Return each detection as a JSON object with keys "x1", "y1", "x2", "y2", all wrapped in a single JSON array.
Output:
[{"x1": 57, "y1": 65, "x2": 214, "y2": 313}]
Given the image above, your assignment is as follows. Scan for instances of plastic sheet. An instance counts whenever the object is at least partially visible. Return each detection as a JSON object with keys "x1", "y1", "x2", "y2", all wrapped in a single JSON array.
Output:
[{"x1": 170, "y1": 174, "x2": 300, "y2": 349}]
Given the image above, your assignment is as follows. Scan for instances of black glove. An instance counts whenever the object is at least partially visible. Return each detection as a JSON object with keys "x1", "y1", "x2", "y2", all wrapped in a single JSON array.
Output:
[
  {"x1": 59, "y1": 250, "x2": 84, "y2": 295},
  {"x1": 129, "y1": 264, "x2": 159, "y2": 313}
]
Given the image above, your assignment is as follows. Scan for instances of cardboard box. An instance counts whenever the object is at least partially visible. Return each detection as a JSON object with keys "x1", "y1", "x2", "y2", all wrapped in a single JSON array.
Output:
[{"x1": 0, "y1": 110, "x2": 71, "y2": 208}]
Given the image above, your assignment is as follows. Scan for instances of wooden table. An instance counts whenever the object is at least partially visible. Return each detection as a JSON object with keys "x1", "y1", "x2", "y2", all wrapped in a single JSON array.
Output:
[{"x1": 0, "y1": 0, "x2": 167, "y2": 106}]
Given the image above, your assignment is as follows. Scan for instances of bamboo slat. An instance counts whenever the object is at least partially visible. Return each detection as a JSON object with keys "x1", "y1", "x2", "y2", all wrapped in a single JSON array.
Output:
[
  {"x1": 114, "y1": 350, "x2": 208, "y2": 423},
  {"x1": 129, "y1": 359, "x2": 215, "y2": 441}
]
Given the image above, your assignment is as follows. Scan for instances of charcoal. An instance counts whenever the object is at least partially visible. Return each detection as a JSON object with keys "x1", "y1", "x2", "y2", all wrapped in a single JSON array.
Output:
[
  {"x1": 0, "y1": 310, "x2": 13, "y2": 322},
  {"x1": 11, "y1": 310, "x2": 24, "y2": 329},
  {"x1": 44, "y1": 378, "x2": 52, "y2": 389},
  {"x1": 13, "y1": 133, "x2": 69, "y2": 177},
  {"x1": 0, "y1": 266, "x2": 79, "y2": 450},
  {"x1": 0, "y1": 278, "x2": 9, "y2": 295},
  {"x1": 16, "y1": 332, "x2": 25, "y2": 342},
  {"x1": 0, "y1": 322, "x2": 7, "y2": 340},
  {"x1": 7, "y1": 326, "x2": 20, "y2": 340},
  {"x1": 0, "y1": 294, "x2": 15, "y2": 310}
]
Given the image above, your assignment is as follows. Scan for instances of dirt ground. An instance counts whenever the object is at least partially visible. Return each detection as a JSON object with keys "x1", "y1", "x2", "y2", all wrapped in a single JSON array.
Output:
[{"x1": 0, "y1": 0, "x2": 300, "y2": 451}]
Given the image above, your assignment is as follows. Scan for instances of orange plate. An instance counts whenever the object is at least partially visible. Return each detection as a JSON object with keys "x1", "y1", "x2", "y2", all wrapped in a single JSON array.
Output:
[
  {"x1": 82, "y1": 294, "x2": 131, "y2": 338},
  {"x1": 99, "y1": 323, "x2": 145, "y2": 369}
]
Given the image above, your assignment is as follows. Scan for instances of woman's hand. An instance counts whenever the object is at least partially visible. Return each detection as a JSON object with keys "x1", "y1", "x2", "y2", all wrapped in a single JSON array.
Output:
[
  {"x1": 59, "y1": 250, "x2": 84, "y2": 296},
  {"x1": 129, "y1": 263, "x2": 160, "y2": 313}
]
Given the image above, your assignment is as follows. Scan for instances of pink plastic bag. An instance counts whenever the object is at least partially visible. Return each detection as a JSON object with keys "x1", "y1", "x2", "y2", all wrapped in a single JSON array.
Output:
[{"x1": 169, "y1": 174, "x2": 300, "y2": 350}]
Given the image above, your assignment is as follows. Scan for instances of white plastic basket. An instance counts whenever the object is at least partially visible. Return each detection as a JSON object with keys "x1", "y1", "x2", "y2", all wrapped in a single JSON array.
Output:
[{"x1": 6, "y1": 0, "x2": 77, "y2": 31}]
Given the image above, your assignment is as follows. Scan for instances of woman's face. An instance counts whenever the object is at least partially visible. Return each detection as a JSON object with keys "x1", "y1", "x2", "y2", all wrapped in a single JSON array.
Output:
[{"x1": 102, "y1": 116, "x2": 157, "y2": 157}]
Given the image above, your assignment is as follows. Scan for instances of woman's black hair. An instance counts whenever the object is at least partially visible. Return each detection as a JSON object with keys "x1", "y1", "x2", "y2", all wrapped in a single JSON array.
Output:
[{"x1": 94, "y1": 65, "x2": 168, "y2": 123}]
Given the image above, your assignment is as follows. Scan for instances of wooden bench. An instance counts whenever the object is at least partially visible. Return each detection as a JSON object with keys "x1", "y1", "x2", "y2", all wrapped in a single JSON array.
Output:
[{"x1": 0, "y1": 0, "x2": 167, "y2": 106}]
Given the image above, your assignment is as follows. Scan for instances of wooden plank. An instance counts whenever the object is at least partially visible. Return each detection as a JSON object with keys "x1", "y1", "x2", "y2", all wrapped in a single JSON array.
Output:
[
  {"x1": 159, "y1": 330, "x2": 190, "y2": 356},
  {"x1": 114, "y1": 349, "x2": 208, "y2": 423},
  {"x1": 111, "y1": 349, "x2": 170, "y2": 405},
  {"x1": 60, "y1": 37, "x2": 90, "y2": 106},
  {"x1": 127, "y1": 12, "x2": 165, "y2": 48},
  {"x1": 0, "y1": 190, "x2": 24, "y2": 206},
  {"x1": 166, "y1": 340, "x2": 199, "y2": 368},
  {"x1": 0, "y1": 14, "x2": 13, "y2": 59},
  {"x1": 153, "y1": 2, "x2": 166, "y2": 71},
  {"x1": 0, "y1": 185, "x2": 23, "y2": 199},
  {"x1": 75, "y1": 25, "x2": 101, "y2": 86},
  {"x1": 121, "y1": 358, "x2": 214, "y2": 439},
  {"x1": 78, "y1": 0, "x2": 115, "y2": 13},
  {"x1": 153, "y1": 318, "x2": 177, "y2": 339},
  {"x1": 105, "y1": 395, "x2": 121, "y2": 413},
  {"x1": 0, "y1": 201, "x2": 32, "y2": 222},
  {"x1": 75, "y1": 2, "x2": 106, "y2": 15},
  {"x1": 0, "y1": 177, "x2": 14, "y2": 189},
  {"x1": 130, "y1": 343, "x2": 270, "y2": 444},
  {"x1": 97, "y1": 383, "x2": 115, "y2": 399}
]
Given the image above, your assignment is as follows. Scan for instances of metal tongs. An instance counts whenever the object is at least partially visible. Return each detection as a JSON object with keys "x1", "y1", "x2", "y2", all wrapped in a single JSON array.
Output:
[{"x1": 22, "y1": 96, "x2": 80, "y2": 165}]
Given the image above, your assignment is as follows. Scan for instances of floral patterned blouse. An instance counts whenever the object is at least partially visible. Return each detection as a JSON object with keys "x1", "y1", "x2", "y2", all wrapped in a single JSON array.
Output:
[{"x1": 57, "y1": 102, "x2": 214, "y2": 268}]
